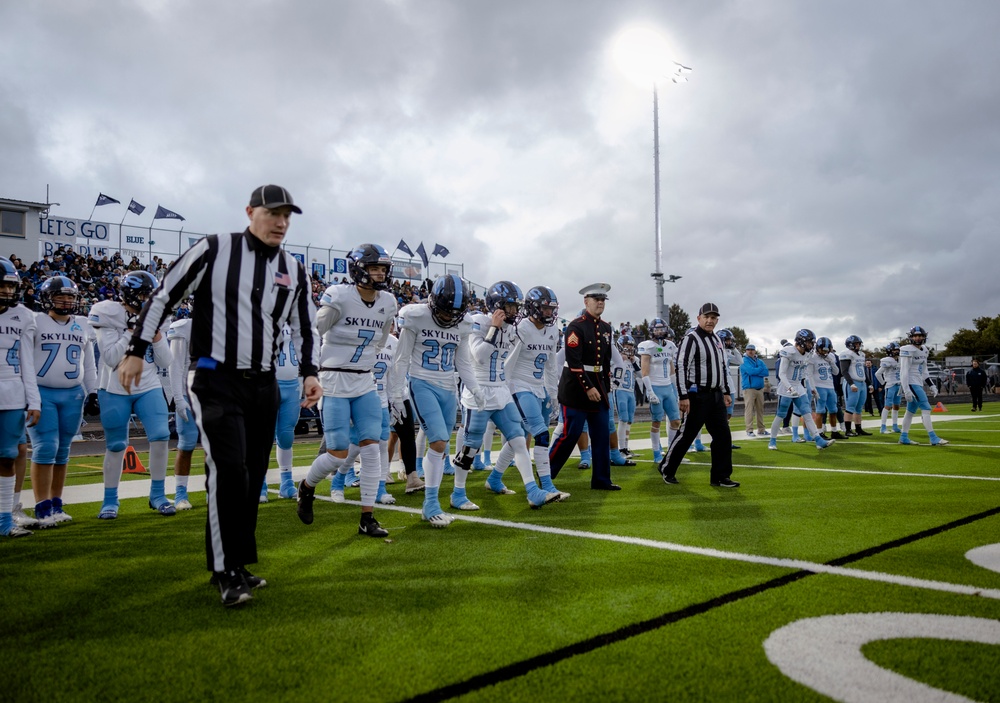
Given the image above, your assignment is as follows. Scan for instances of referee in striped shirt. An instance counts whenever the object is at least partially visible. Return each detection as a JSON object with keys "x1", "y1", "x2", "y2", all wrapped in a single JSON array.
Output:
[
  {"x1": 658, "y1": 302, "x2": 738, "y2": 488},
  {"x1": 118, "y1": 184, "x2": 322, "y2": 606}
]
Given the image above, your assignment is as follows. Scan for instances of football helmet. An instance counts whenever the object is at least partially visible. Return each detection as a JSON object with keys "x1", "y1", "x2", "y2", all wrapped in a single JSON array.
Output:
[
  {"x1": 815, "y1": 336, "x2": 833, "y2": 356},
  {"x1": 885, "y1": 341, "x2": 900, "y2": 358},
  {"x1": 39, "y1": 276, "x2": 80, "y2": 315},
  {"x1": 0, "y1": 257, "x2": 21, "y2": 308},
  {"x1": 717, "y1": 329, "x2": 735, "y2": 348},
  {"x1": 908, "y1": 326, "x2": 928, "y2": 346},
  {"x1": 120, "y1": 271, "x2": 157, "y2": 311},
  {"x1": 428, "y1": 274, "x2": 472, "y2": 328},
  {"x1": 845, "y1": 335, "x2": 863, "y2": 352},
  {"x1": 485, "y1": 281, "x2": 524, "y2": 324},
  {"x1": 347, "y1": 243, "x2": 393, "y2": 291},
  {"x1": 617, "y1": 334, "x2": 635, "y2": 357},
  {"x1": 650, "y1": 318, "x2": 669, "y2": 341},
  {"x1": 524, "y1": 286, "x2": 559, "y2": 325},
  {"x1": 794, "y1": 328, "x2": 817, "y2": 351}
]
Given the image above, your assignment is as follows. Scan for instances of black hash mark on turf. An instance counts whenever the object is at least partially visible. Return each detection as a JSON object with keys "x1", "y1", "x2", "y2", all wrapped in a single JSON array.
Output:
[{"x1": 400, "y1": 504, "x2": 1000, "y2": 703}]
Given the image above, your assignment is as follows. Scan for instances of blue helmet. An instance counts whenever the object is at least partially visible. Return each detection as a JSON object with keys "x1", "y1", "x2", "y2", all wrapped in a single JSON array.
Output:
[
  {"x1": 717, "y1": 329, "x2": 735, "y2": 348},
  {"x1": 39, "y1": 276, "x2": 80, "y2": 315},
  {"x1": 121, "y1": 270, "x2": 157, "y2": 311},
  {"x1": 908, "y1": 326, "x2": 928, "y2": 345},
  {"x1": 485, "y1": 280, "x2": 523, "y2": 324},
  {"x1": 524, "y1": 286, "x2": 559, "y2": 325},
  {"x1": 650, "y1": 317, "x2": 669, "y2": 340},
  {"x1": 845, "y1": 335, "x2": 863, "y2": 352},
  {"x1": 885, "y1": 341, "x2": 900, "y2": 358},
  {"x1": 0, "y1": 257, "x2": 20, "y2": 307},
  {"x1": 347, "y1": 243, "x2": 393, "y2": 291},
  {"x1": 794, "y1": 328, "x2": 817, "y2": 351},
  {"x1": 429, "y1": 274, "x2": 472, "y2": 328},
  {"x1": 815, "y1": 336, "x2": 833, "y2": 355}
]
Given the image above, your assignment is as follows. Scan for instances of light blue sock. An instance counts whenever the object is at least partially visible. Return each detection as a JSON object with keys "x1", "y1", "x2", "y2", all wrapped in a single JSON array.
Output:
[
  {"x1": 103, "y1": 487, "x2": 118, "y2": 505},
  {"x1": 150, "y1": 479, "x2": 166, "y2": 500},
  {"x1": 483, "y1": 450, "x2": 492, "y2": 464},
  {"x1": 791, "y1": 427, "x2": 800, "y2": 440},
  {"x1": 416, "y1": 456, "x2": 424, "y2": 471},
  {"x1": 539, "y1": 475, "x2": 556, "y2": 492},
  {"x1": 423, "y1": 487, "x2": 442, "y2": 517},
  {"x1": 610, "y1": 448, "x2": 625, "y2": 464},
  {"x1": 280, "y1": 470, "x2": 292, "y2": 483},
  {"x1": 376, "y1": 480, "x2": 387, "y2": 498},
  {"x1": 580, "y1": 448, "x2": 592, "y2": 464}
]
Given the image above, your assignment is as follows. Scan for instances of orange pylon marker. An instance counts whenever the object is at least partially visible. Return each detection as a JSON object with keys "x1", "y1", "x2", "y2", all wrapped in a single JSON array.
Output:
[
  {"x1": 122, "y1": 445, "x2": 148, "y2": 474},
  {"x1": 933, "y1": 401, "x2": 948, "y2": 413}
]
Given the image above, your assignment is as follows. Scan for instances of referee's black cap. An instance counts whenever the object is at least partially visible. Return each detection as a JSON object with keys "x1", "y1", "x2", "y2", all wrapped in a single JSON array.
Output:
[
  {"x1": 249, "y1": 185, "x2": 302, "y2": 214},
  {"x1": 698, "y1": 302, "x2": 720, "y2": 316}
]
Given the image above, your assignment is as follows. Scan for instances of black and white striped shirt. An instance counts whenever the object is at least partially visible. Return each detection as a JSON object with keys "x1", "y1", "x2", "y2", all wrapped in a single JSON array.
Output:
[
  {"x1": 126, "y1": 230, "x2": 320, "y2": 377},
  {"x1": 674, "y1": 326, "x2": 731, "y2": 399}
]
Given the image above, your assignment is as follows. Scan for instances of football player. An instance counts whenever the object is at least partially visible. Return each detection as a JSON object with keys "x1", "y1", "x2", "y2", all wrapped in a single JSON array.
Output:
[
  {"x1": 637, "y1": 318, "x2": 681, "y2": 463},
  {"x1": 809, "y1": 337, "x2": 842, "y2": 440},
  {"x1": 840, "y1": 335, "x2": 871, "y2": 436},
  {"x1": 877, "y1": 342, "x2": 902, "y2": 434},
  {"x1": 452, "y1": 281, "x2": 560, "y2": 509},
  {"x1": 295, "y1": 244, "x2": 398, "y2": 537},
  {"x1": 261, "y1": 323, "x2": 302, "y2": 503},
  {"x1": 27, "y1": 276, "x2": 98, "y2": 527},
  {"x1": 768, "y1": 329, "x2": 835, "y2": 450},
  {"x1": 717, "y1": 329, "x2": 742, "y2": 450},
  {"x1": 0, "y1": 257, "x2": 40, "y2": 538},
  {"x1": 613, "y1": 334, "x2": 637, "y2": 456},
  {"x1": 167, "y1": 304, "x2": 197, "y2": 510},
  {"x1": 390, "y1": 275, "x2": 483, "y2": 526},
  {"x1": 898, "y1": 326, "x2": 948, "y2": 446},
  {"x1": 89, "y1": 270, "x2": 174, "y2": 519}
]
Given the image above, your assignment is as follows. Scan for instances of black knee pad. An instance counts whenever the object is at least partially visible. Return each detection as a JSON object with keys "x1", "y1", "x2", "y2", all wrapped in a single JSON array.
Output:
[{"x1": 533, "y1": 431, "x2": 550, "y2": 448}]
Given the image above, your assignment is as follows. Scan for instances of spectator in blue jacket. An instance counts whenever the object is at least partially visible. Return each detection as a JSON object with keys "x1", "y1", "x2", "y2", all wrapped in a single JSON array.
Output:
[{"x1": 740, "y1": 344, "x2": 769, "y2": 436}]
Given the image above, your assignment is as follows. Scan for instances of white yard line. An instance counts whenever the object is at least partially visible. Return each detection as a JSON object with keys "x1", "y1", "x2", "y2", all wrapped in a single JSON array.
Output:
[{"x1": 329, "y1": 497, "x2": 1000, "y2": 601}]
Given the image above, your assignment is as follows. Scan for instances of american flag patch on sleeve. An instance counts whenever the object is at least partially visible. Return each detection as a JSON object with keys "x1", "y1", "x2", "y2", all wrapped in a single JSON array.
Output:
[{"x1": 274, "y1": 271, "x2": 292, "y2": 287}]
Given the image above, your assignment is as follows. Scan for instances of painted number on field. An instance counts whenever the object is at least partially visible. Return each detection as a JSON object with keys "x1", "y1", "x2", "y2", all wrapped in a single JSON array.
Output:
[{"x1": 764, "y1": 612, "x2": 1000, "y2": 703}]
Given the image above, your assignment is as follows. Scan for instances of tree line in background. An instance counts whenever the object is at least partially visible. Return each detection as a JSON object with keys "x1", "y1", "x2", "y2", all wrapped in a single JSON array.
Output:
[{"x1": 943, "y1": 314, "x2": 1000, "y2": 359}]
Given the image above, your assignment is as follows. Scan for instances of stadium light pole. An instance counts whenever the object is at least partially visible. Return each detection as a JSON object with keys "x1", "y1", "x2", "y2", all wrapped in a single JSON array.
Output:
[
  {"x1": 651, "y1": 63, "x2": 691, "y2": 321},
  {"x1": 611, "y1": 26, "x2": 690, "y2": 321}
]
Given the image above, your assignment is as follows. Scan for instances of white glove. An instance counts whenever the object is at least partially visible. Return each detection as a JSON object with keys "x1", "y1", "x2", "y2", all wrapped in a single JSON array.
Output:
[
  {"x1": 175, "y1": 397, "x2": 190, "y2": 423},
  {"x1": 389, "y1": 400, "x2": 408, "y2": 425},
  {"x1": 929, "y1": 383, "x2": 938, "y2": 398},
  {"x1": 472, "y1": 387, "x2": 487, "y2": 411},
  {"x1": 642, "y1": 376, "x2": 659, "y2": 404},
  {"x1": 903, "y1": 389, "x2": 915, "y2": 403},
  {"x1": 549, "y1": 405, "x2": 561, "y2": 424},
  {"x1": 649, "y1": 392, "x2": 660, "y2": 405}
]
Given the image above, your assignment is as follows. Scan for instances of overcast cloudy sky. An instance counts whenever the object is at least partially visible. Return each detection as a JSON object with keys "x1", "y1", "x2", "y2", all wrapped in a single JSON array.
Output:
[{"x1": 3, "y1": 0, "x2": 998, "y2": 353}]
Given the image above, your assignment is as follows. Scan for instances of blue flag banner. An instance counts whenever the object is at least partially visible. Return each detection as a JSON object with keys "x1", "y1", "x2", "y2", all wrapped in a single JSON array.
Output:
[
  {"x1": 432, "y1": 243, "x2": 449, "y2": 258},
  {"x1": 95, "y1": 193, "x2": 121, "y2": 207},
  {"x1": 415, "y1": 242, "x2": 429, "y2": 268},
  {"x1": 153, "y1": 205, "x2": 185, "y2": 221},
  {"x1": 397, "y1": 239, "x2": 414, "y2": 257},
  {"x1": 128, "y1": 199, "x2": 146, "y2": 216}
]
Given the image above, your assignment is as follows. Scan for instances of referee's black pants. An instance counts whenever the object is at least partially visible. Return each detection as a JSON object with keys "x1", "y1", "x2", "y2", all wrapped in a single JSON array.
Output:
[
  {"x1": 190, "y1": 368, "x2": 279, "y2": 573},
  {"x1": 658, "y1": 389, "x2": 733, "y2": 483}
]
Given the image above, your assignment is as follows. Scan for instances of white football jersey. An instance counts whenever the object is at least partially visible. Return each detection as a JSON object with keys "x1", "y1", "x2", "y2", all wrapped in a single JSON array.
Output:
[
  {"x1": 274, "y1": 323, "x2": 300, "y2": 382},
  {"x1": 776, "y1": 345, "x2": 814, "y2": 397},
  {"x1": 612, "y1": 355, "x2": 637, "y2": 392},
  {"x1": 878, "y1": 356, "x2": 901, "y2": 388},
  {"x1": 808, "y1": 352, "x2": 837, "y2": 390},
  {"x1": 637, "y1": 338, "x2": 676, "y2": 386},
  {"x1": 317, "y1": 284, "x2": 396, "y2": 398},
  {"x1": 391, "y1": 303, "x2": 476, "y2": 394},
  {"x1": 506, "y1": 318, "x2": 559, "y2": 399},
  {"x1": 462, "y1": 312, "x2": 516, "y2": 410},
  {"x1": 899, "y1": 344, "x2": 929, "y2": 386},
  {"x1": 33, "y1": 313, "x2": 98, "y2": 392},
  {"x1": 0, "y1": 304, "x2": 40, "y2": 412},
  {"x1": 840, "y1": 348, "x2": 867, "y2": 386},
  {"x1": 89, "y1": 299, "x2": 171, "y2": 395},
  {"x1": 723, "y1": 347, "x2": 740, "y2": 391},
  {"x1": 373, "y1": 333, "x2": 396, "y2": 407},
  {"x1": 167, "y1": 317, "x2": 193, "y2": 402}
]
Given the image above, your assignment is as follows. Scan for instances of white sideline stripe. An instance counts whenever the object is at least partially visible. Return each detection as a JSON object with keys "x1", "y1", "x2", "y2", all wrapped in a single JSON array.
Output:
[
  {"x1": 732, "y1": 463, "x2": 1000, "y2": 482},
  {"x1": 331, "y1": 496, "x2": 1000, "y2": 601}
]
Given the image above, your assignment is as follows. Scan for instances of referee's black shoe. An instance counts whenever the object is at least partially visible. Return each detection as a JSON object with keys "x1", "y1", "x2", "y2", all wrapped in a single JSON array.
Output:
[
  {"x1": 296, "y1": 480, "x2": 316, "y2": 525},
  {"x1": 661, "y1": 473, "x2": 679, "y2": 485},
  {"x1": 210, "y1": 567, "x2": 267, "y2": 590},
  {"x1": 710, "y1": 478, "x2": 740, "y2": 488},
  {"x1": 359, "y1": 513, "x2": 389, "y2": 537},
  {"x1": 855, "y1": 428, "x2": 873, "y2": 436},
  {"x1": 214, "y1": 569, "x2": 252, "y2": 607}
]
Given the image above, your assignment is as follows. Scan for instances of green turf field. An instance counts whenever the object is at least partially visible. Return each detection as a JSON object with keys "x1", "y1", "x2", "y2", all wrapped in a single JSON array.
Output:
[{"x1": 2, "y1": 412, "x2": 998, "y2": 702}]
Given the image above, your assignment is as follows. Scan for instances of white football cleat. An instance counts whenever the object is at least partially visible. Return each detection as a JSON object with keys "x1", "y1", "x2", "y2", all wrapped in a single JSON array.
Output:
[
  {"x1": 12, "y1": 503, "x2": 38, "y2": 529},
  {"x1": 330, "y1": 489, "x2": 346, "y2": 503}
]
